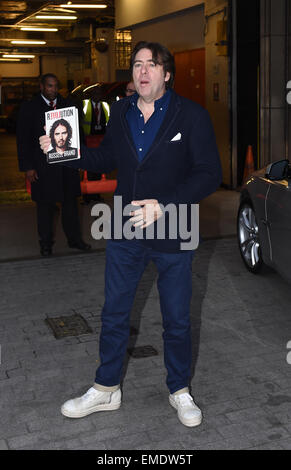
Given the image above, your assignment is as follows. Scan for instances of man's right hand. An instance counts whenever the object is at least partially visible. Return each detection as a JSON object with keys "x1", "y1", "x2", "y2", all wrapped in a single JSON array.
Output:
[
  {"x1": 26, "y1": 169, "x2": 38, "y2": 183},
  {"x1": 39, "y1": 134, "x2": 51, "y2": 154}
]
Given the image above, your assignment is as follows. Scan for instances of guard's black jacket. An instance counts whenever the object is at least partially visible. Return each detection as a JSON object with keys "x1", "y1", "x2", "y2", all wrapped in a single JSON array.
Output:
[{"x1": 16, "y1": 93, "x2": 81, "y2": 202}]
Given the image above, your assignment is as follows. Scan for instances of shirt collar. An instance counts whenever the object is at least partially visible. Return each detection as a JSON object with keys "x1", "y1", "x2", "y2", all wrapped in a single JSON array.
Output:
[
  {"x1": 154, "y1": 88, "x2": 171, "y2": 110},
  {"x1": 41, "y1": 94, "x2": 56, "y2": 106},
  {"x1": 129, "y1": 92, "x2": 139, "y2": 107}
]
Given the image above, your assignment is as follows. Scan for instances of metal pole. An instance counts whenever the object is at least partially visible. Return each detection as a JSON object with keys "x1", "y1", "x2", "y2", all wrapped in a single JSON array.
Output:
[
  {"x1": 230, "y1": 0, "x2": 237, "y2": 188},
  {"x1": 285, "y1": 0, "x2": 289, "y2": 160}
]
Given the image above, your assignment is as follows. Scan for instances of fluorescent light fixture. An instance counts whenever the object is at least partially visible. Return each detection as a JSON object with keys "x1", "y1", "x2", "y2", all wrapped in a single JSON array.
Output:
[
  {"x1": 3, "y1": 54, "x2": 35, "y2": 58},
  {"x1": 35, "y1": 15, "x2": 77, "y2": 19},
  {"x1": 60, "y1": 3, "x2": 107, "y2": 7},
  {"x1": 21, "y1": 27, "x2": 58, "y2": 32},
  {"x1": 54, "y1": 8, "x2": 77, "y2": 13},
  {"x1": 11, "y1": 40, "x2": 46, "y2": 45},
  {"x1": 0, "y1": 58, "x2": 21, "y2": 61}
]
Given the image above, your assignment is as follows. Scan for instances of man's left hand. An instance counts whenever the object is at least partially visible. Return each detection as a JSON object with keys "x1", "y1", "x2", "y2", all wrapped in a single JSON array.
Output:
[{"x1": 130, "y1": 199, "x2": 163, "y2": 229}]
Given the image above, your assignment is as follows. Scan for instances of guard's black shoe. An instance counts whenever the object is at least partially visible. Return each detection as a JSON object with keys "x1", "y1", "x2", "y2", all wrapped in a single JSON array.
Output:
[
  {"x1": 40, "y1": 246, "x2": 52, "y2": 257},
  {"x1": 68, "y1": 240, "x2": 91, "y2": 251}
]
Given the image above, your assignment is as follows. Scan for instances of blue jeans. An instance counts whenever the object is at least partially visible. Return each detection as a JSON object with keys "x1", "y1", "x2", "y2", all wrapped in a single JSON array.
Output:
[{"x1": 95, "y1": 239, "x2": 195, "y2": 394}]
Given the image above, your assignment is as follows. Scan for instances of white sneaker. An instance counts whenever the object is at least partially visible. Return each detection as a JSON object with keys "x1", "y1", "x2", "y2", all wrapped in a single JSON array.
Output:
[
  {"x1": 169, "y1": 392, "x2": 202, "y2": 427},
  {"x1": 61, "y1": 387, "x2": 122, "y2": 418}
]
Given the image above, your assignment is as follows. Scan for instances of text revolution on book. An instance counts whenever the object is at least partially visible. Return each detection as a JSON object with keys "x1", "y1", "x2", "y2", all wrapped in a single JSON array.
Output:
[{"x1": 46, "y1": 108, "x2": 74, "y2": 120}]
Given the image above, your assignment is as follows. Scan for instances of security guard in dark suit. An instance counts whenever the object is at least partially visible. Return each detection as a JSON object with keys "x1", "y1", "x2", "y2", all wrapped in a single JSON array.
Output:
[{"x1": 16, "y1": 73, "x2": 90, "y2": 256}]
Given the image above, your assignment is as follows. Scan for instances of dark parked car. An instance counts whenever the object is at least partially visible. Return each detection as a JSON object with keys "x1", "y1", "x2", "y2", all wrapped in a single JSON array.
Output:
[{"x1": 237, "y1": 159, "x2": 291, "y2": 283}]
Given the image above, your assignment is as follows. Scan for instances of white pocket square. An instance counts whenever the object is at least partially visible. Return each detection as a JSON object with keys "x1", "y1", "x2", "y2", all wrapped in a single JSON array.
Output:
[{"x1": 170, "y1": 132, "x2": 181, "y2": 142}]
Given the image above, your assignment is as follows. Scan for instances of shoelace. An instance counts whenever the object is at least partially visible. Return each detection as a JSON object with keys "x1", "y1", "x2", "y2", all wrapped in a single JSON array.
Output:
[
  {"x1": 176, "y1": 393, "x2": 195, "y2": 407},
  {"x1": 82, "y1": 387, "x2": 111, "y2": 405},
  {"x1": 82, "y1": 387, "x2": 98, "y2": 400}
]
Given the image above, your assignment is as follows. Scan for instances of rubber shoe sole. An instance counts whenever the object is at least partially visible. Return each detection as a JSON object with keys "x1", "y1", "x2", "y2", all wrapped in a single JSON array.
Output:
[
  {"x1": 169, "y1": 395, "x2": 202, "y2": 427},
  {"x1": 61, "y1": 400, "x2": 121, "y2": 419}
]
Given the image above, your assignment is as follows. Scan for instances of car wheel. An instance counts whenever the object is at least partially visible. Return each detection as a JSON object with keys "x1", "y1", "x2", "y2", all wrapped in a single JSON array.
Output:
[{"x1": 237, "y1": 201, "x2": 263, "y2": 273}]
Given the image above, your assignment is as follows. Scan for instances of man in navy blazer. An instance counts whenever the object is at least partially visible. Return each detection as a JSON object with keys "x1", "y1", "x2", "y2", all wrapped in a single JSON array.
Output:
[{"x1": 40, "y1": 41, "x2": 222, "y2": 427}]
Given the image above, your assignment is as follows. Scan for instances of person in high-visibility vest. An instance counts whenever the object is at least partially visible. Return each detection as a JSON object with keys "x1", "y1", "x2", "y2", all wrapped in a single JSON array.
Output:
[
  {"x1": 81, "y1": 88, "x2": 111, "y2": 202},
  {"x1": 82, "y1": 91, "x2": 110, "y2": 136}
]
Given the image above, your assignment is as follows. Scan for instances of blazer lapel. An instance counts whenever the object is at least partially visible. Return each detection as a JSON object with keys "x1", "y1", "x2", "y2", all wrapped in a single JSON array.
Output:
[
  {"x1": 140, "y1": 91, "x2": 181, "y2": 166},
  {"x1": 120, "y1": 99, "x2": 140, "y2": 163}
]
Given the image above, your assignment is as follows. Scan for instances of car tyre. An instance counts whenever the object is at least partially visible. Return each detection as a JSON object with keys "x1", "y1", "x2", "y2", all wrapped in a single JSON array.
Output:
[{"x1": 237, "y1": 201, "x2": 264, "y2": 273}]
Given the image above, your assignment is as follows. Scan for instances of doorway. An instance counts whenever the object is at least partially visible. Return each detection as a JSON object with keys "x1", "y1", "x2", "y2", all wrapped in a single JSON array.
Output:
[{"x1": 174, "y1": 48, "x2": 205, "y2": 108}]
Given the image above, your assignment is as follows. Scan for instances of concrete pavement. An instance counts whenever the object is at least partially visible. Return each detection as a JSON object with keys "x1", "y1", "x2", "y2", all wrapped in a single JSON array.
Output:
[{"x1": 1, "y1": 190, "x2": 291, "y2": 450}]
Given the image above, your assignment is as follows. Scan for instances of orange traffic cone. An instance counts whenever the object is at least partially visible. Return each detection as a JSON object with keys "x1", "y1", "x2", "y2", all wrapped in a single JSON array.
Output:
[{"x1": 243, "y1": 145, "x2": 255, "y2": 181}]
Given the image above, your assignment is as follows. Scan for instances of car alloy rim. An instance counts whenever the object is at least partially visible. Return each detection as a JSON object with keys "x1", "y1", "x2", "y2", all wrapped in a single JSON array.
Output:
[{"x1": 238, "y1": 206, "x2": 260, "y2": 268}]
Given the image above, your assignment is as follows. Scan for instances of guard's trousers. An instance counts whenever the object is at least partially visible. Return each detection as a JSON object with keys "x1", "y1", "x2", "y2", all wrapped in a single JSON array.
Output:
[
  {"x1": 36, "y1": 198, "x2": 81, "y2": 246},
  {"x1": 95, "y1": 239, "x2": 194, "y2": 394}
]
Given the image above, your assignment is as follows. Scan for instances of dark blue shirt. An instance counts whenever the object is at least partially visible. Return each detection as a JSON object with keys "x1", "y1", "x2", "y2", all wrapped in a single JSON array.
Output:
[{"x1": 126, "y1": 89, "x2": 172, "y2": 161}]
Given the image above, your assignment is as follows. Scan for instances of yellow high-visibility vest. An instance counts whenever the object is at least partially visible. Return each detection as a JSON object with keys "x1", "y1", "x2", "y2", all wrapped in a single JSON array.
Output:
[{"x1": 82, "y1": 99, "x2": 110, "y2": 136}]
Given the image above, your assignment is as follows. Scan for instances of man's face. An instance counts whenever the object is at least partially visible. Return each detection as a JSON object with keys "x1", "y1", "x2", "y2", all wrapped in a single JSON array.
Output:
[
  {"x1": 132, "y1": 48, "x2": 170, "y2": 103},
  {"x1": 54, "y1": 124, "x2": 68, "y2": 151},
  {"x1": 40, "y1": 77, "x2": 58, "y2": 101},
  {"x1": 125, "y1": 81, "x2": 136, "y2": 96}
]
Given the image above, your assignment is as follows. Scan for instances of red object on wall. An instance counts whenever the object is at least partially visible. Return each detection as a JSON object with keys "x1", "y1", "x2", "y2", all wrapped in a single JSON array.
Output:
[{"x1": 25, "y1": 176, "x2": 31, "y2": 194}]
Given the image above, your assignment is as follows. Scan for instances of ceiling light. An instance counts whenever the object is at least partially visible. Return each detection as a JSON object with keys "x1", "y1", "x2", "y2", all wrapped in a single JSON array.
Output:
[
  {"x1": 21, "y1": 27, "x2": 58, "y2": 32},
  {"x1": 11, "y1": 40, "x2": 46, "y2": 45},
  {"x1": 3, "y1": 54, "x2": 35, "y2": 58},
  {"x1": 35, "y1": 15, "x2": 77, "y2": 20},
  {"x1": 60, "y1": 4, "x2": 107, "y2": 7},
  {"x1": 54, "y1": 8, "x2": 77, "y2": 13}
]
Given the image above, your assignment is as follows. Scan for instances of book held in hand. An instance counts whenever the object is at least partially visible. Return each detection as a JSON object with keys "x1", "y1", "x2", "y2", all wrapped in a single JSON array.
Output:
[{"x1": 45, "y1": 106, "x2": 80, "y2": 163}]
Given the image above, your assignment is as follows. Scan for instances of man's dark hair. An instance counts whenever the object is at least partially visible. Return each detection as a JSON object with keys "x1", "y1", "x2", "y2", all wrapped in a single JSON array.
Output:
[
  {"x1": 40, "y1": 73, "x2": 59, "y2": 85},
  {"x1": 49, "y1": 118, "x2": 72, "y2": 149},
  {"x1": 130, "y1": 41, "x2": 175, "y2": 89}
]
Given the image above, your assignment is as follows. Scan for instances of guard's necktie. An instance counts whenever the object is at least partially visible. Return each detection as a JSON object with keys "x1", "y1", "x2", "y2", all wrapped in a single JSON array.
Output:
[{"x1": 49, "y1": 100, "x2": 55, "y2": 109}]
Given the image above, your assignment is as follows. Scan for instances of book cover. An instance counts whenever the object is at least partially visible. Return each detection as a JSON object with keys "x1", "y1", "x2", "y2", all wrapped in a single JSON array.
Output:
[{"x1": 45, "y1": 106, "x2": 80, "y2": 164}]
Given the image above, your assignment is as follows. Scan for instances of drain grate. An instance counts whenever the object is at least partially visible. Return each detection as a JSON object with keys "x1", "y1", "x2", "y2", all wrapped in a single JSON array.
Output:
[
  {"x1": 45, "y1": 313, "x2": 93, "y2": 339},
  {"x1": 127, "y1": 345, "x2": 158, "y2": 358}
]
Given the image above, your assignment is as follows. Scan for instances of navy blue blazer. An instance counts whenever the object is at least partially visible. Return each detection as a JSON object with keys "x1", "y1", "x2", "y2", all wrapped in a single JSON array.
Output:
[{"x1": 68, "y1": 90, "x2": 222, "y2": 252}]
